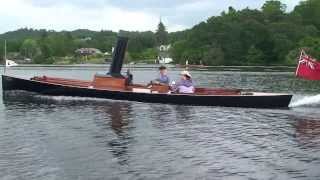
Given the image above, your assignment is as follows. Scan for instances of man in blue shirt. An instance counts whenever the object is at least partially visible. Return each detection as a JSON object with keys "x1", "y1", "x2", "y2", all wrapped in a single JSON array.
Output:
[{"x1": 153, "y1": 66, "x2": 170, "y2": 85}]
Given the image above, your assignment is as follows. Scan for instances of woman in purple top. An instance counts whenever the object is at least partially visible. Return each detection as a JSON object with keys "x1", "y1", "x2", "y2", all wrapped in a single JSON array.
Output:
[{"x1": 173, "y1": 71, "x2": 195, "y2": 93}]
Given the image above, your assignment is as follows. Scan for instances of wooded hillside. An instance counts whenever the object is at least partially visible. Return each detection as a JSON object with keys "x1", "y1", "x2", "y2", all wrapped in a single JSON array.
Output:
[{"x1": 0, "y1": 0, "x2": 319, "y2": 65}]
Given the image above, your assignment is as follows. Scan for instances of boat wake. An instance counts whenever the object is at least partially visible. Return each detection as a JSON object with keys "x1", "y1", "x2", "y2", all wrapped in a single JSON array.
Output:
[
  {"x1": 3, "y1": 90, "x2": 112, "y2": 103},
  {"x1": 36, "y1": 95, "x2": 111, "y2": 102},
  {"x1": 34, "y1": 95, "x2": 133, "y2": 106},
  {"x1": 289, "y1": 94, "x2": 320, "y2": 108}
]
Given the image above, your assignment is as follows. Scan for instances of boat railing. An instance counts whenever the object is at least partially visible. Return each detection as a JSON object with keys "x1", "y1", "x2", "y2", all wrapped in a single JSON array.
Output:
[{"x1": 31, "y1": 76, "x2": 92, "y2": 87}]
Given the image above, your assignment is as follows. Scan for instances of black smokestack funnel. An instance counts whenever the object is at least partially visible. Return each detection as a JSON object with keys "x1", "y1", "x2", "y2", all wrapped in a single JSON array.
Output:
[{"x1": 108, "y1": 36, "x2": 128, "y2": 77}]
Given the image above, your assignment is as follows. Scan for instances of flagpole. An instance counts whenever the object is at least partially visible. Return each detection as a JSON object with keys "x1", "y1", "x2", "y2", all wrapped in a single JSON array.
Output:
[
  {"x1": 3, "y1": 40, "x2": 6, "y2": 74},
  {"x1": 295, "y1": 49, "x2": 304, "y2": 76}
]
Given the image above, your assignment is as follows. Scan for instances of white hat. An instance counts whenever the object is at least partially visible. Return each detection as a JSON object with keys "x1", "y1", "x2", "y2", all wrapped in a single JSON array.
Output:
[{"x1": 180, "y1": 70, "x2": 192, "y2": 78}]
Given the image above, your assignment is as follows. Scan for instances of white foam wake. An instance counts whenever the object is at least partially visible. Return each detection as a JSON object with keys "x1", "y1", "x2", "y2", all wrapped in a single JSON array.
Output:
[
  {"x1": 289, "y1": 94, "x2": 320, "y2": 107},
  {"x1": 36, "y1": 95, "x2": 109, "y2": 102}
]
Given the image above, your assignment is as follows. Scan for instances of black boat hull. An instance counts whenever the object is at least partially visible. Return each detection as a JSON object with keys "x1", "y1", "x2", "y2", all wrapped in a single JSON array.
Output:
[{"x1": 2, "y1": 75, "x2": 292, "y2": 108}]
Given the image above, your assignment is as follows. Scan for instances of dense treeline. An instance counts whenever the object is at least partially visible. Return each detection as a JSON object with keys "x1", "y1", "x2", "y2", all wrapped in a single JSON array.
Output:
[
  {"x1": 0, "y1": 29, "x2": 115, "y2": 63},
  {"x1": 170, "y1": 0, "x2": 320, "y2": 65},
  {"x1": 0, "y1": 0, "x2": 320, "y2": 65},
  {"x1": 0, "y1": 29, "x2": 158, "y2": 64}
]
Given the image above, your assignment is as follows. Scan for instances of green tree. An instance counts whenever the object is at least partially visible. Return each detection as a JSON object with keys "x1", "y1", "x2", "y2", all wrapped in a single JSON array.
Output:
[
  {"x1": 20, "y1": 39, "x2": 41, "y2": 59},
  {"x1": 294, "y1": 0, "x2": 320, "y2": 30},
  {"x1": 203, "y1": 47, "x2": 225, "y2": 65},
  {"x1": 286, "y1": 37, "x2": 320, "y2": 65},
  {"x1": 119, "y1": 30, "x2": 157, "y2": 60},
  {"x1": 0, "y1": 41, "x2": 4, "y2": 61},
  {"x1": 155, "y1": 21, "x2": 168, "y2": 45},
  {"x1": 262, "y1": 0, "x2": 286, "y2": 21},
  {"x1": 298, "y1": 37, "x2": 320, "y2": 59},
  {"x1": 246, "y1": 46, "x2": 265, "y2": 65},
  {"x1": 170, "y1": 40, "x2": 187, "y2": 64},
  {"x1": 285, "y1": 49, "x2": 300, "y2": 65}
]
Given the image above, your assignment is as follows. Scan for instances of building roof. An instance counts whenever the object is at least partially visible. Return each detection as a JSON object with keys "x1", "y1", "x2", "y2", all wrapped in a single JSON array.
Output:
[{"x1": 75, "y1": 48, "x2": 102, "y2": 55}]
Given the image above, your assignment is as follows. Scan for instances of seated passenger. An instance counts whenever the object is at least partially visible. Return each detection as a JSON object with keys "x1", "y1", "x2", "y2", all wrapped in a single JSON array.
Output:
[
  {"x1": 173, "y1": 71, "x2": 194, "y2": 93},
  {"x1": 152, "y1": 66, "x2": 170, "y2": 85}
]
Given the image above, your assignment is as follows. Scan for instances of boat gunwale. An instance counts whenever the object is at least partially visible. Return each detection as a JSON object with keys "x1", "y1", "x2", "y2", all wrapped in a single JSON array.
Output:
[{"x1": 3, "y1": 75, "x2": 292, "y2": 98}]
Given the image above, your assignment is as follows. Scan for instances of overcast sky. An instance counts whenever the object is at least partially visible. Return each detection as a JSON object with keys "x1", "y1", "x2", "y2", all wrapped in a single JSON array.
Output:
[{"x1": 0, "y1": 0, "x2": 301, "y2": 34}]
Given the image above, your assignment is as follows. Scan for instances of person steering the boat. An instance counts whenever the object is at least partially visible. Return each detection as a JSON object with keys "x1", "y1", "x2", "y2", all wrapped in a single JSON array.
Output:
[
  {"x1": 151, "y1": 65, "x2": 170, "y2": 85},
  {"x1": 172, "y1": 71, "x2": 195, "y2": 93}
]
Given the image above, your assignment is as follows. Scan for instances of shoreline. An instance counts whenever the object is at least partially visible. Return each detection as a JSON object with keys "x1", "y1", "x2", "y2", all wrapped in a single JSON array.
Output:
[{"x1": 0, "y1": 64, "x2": 296, "y2": 69}]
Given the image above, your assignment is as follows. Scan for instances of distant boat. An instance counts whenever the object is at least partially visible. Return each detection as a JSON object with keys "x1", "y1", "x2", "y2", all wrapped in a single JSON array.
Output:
[
  {"x1": 2, "y1": 37, "x2": 292, "y2": 108},
  {"x1": 159, "y1": 57, "x2": 173, "y2": 64},
  {"x1": 3, "y1": 40, "x2": 18, "y2": 69},
  {"x1": 5, "y1": 59, "x2": 18, "y2": 67}
]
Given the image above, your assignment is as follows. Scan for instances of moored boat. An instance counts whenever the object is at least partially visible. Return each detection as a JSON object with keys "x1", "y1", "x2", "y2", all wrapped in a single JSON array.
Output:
[{"x1": 2, "y1": 37, "x2": 292, "y2": 108}]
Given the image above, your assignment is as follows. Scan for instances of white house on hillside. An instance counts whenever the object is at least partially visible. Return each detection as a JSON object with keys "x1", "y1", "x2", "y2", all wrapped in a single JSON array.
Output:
[
  {"x1": 157, "y1": 44, "x2": 173, "y2": 64},
  {"x1": 75, "y1": 48, "x2": 102, "y2": 56}
]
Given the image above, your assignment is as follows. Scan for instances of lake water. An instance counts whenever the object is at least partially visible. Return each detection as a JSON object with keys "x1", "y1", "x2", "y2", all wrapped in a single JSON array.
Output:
[{"x1": 1, "y1": 66, "x2": 320, "y2": 180}]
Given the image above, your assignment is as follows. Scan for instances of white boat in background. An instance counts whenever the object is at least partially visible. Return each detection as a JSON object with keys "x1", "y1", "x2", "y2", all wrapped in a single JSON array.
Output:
[
  {"x1": 3, "y1": 40, "x2": 18, "y2": 68},
  {"x1": 5, "y1": 59, "x2": 18, "y2": 67},
  {"x1": 158, "y1": 57, "x2": 173, "y2": 64}
]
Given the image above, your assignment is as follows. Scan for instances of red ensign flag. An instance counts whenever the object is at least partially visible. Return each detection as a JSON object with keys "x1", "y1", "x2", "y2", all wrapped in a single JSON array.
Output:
[{"x1": 295, "y1": 50, "x2": 320, "y2": 80}]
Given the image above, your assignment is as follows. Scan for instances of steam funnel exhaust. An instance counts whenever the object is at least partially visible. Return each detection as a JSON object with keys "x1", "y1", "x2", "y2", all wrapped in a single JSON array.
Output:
[{"x1": 108, "y1": 36, "x2": 128, "y2": 77}]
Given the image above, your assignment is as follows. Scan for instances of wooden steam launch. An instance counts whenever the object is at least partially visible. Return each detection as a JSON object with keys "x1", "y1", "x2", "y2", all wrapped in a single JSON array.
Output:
[{"x1": 2, "y1": 37, "x2": 292, "y2": 108}]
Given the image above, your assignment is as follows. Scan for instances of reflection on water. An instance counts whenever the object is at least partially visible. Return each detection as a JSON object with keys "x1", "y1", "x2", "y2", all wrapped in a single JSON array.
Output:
[
  {"x1": 294, "y1": 118, "x2": 320, "y2": 148},
  {"x1": 108, "y1": 103, "x2": 130, "y2": 134},
  {"x1": 2, "y1": 91, "x2": 320, "y2": 179},
  {"x1": 174, "y1": 105, "x2": 193, "y2": 122},
  {"x1": 98, "y1": 102, "x2": 132, "y2": 165}
]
